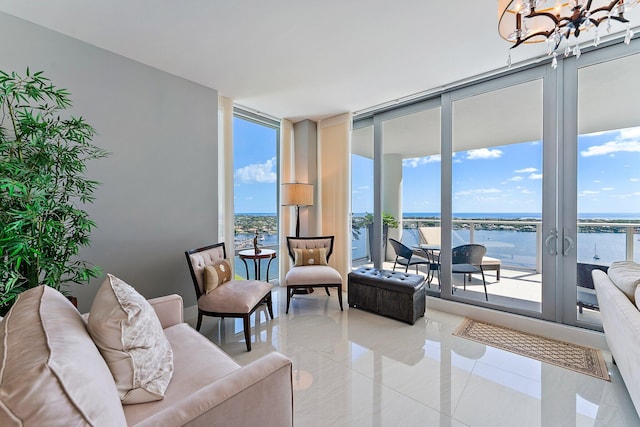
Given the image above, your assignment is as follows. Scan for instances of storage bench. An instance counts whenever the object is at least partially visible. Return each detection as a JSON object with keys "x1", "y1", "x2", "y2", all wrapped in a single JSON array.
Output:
[{"x1": 348, "y1": 267, "x2": 426, "y2": 325}]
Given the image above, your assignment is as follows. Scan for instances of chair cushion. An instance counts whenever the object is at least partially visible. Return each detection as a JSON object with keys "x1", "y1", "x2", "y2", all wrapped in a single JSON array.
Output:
[
  {"x1": 198, "y1": 279, "x2": 272, "y2": 314},
  {"x1": 204, "y1": 259, "x2": 232, "y2": 294},
  {"x1": 294, "y1": 247, "x2": 328, "y2": 266},
  {"x1": 285, "y1": 265, "x2": 342, "y2": 286},
  {"x1": 87, "y1": 274, "x2": 174, "y2": 404},
  {"x1": 608, "y1": 261, "x2": 640, "y2": 302},
  {"x1": 481, "y1": 256, "x2": 501, "y2": 266},
  {"x1": 0, "y1": 285, "x2": 126, "y2": 426},
  {"x1": 187, "y1": 245, "x2": 227, "y2": 294}
]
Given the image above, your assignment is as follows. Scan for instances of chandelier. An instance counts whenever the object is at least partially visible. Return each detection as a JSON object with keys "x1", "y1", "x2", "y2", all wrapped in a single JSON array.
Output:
[{"x1": 498, "y1": 0, "x2": 639, "y2": 68}]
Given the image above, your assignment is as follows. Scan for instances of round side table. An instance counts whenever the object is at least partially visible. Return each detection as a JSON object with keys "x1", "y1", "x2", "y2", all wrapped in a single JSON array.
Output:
[{"x1": 238, "y1": 249, "x2": 277, "y2": 282}]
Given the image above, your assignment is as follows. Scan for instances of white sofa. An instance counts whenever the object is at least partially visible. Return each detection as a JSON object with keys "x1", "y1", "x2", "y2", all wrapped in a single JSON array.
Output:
[
  {"x1": 592, "y1": 261, "x2": 640, "y2": 415},
  {"x1": 0, "y1": 285, "x2": 294, "y2": 426}
]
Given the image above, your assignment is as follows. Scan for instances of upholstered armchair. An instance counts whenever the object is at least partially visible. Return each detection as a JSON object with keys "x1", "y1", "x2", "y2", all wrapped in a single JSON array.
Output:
[
  {"x1": 284, "y1": 236, "x2": 344, "y2": 314},
  {"x1": 185, "y1": 242, "x2": 273, "y2": 351}
]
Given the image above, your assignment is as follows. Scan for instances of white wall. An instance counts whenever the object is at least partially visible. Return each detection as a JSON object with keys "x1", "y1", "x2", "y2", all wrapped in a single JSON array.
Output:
[{"x1": 0, "y1": 13, "x2": 219, "y2": 311}]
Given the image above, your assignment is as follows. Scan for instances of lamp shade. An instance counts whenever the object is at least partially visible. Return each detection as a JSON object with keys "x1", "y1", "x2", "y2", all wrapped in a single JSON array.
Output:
[{"x1": 281, "y1": 183, "x2": 313, "y2": 206}]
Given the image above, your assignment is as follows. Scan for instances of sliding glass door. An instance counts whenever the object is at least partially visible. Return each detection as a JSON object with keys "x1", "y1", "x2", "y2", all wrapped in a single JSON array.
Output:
[
  {"x1": 445, "y1": 67, "x2": 559, "y2": 321},
  {"x1": 350, "y1": 39, "x2": 640, "y2": 329},
  {"x1": 562, "y1": 45, "x2": 640, "y2": 329}
]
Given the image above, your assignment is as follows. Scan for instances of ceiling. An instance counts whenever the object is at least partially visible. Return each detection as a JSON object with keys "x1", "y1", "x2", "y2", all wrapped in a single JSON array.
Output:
[{"x1": 0, "y1": 1, "x2": 638, "y2": 123}]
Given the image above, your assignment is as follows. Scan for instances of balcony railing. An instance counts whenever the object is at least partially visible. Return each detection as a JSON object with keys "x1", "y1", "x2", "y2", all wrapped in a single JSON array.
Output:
[{"x1": 353, "y1": 217, "x2": 640, "y2": 272}]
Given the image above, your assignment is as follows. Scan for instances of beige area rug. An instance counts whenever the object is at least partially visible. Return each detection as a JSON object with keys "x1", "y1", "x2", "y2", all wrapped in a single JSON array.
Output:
[{"x1": 453, "y1": 318, "x2": 610, "y2": 381}]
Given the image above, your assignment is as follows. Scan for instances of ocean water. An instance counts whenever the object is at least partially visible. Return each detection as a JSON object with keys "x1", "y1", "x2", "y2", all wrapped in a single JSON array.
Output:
[{"x1": 236, "y1": 213, "x2": 640, "y2": 273}]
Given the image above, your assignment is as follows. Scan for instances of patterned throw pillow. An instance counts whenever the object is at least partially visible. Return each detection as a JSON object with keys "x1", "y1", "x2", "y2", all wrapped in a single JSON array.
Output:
[
  {"x1": 204, "y1": 259, "x2": 232, "y2": 294},
  {"x1": 87, "y1": 274, "x2": 174, "y2": 404},
  {"x1": 293, "y1": 248, "x2": 328, "y2": 266}
]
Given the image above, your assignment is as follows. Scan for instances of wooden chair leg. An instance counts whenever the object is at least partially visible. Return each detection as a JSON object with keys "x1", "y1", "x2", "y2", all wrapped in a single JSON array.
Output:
[
  {"x1": 196, "y1": 311, "x2": 203, "y2": 331},
  {"x1": 266, "y1": 293, "x2": 274, "y2": 319},
  {"x1": 286, "y1": 287, "x2": 293, "y2": 314},
  {"x1": 324, "y1": 287, "x2": 331, "y2": 296},
  {"x1": 337, "y1": 285, "x2": 343, "y2": 311},
  {"x1": 243, "y1": 315, "x2": 251, "y2": 351}
]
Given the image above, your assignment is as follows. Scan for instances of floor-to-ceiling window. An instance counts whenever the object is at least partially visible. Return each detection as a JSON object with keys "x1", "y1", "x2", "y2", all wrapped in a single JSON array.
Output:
[
  {"x1": 450, "y1": 75, "x2": 548, "y2": 316},
  {"x1": 561, "y1": 47, "x2": 640, "y2": 328},
  {"x1": 351, "y1": 124, "x2": 374, "y2": 266},
  {"x1": 233, "y1": 110, "x2": 280, "y2": 281},
  {"x1": 351, "y1": 38, "x2": 640, "y2": 330}
]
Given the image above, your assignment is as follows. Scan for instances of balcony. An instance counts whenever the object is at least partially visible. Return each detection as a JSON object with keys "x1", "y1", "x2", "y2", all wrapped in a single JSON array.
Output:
[{"x1": 352, "y1": 217, "x2": 640, "y2": 325}]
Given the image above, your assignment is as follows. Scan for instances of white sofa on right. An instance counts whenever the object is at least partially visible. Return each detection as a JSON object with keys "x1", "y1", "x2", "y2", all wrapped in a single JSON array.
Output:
[{"x1": 592, "y1": 260, "x2": 640, "y2": 415}]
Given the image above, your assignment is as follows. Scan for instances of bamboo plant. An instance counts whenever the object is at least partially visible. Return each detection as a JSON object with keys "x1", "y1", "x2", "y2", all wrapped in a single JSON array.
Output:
[{"x1": 0, "y1": 69, "x2": 107, "y2": 311}]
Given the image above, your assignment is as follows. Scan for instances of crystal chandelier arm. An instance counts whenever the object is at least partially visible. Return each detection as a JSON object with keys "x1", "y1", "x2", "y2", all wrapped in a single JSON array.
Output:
[
  {"x1": 527, "y1": 9, "x2": 562, "y2": 26},
  {"x1": 588, "y1": 0, "x2": 630, "y2": 22},
  {"x1": 512, "y1": 28, "x2": 556, "y2": 47}
]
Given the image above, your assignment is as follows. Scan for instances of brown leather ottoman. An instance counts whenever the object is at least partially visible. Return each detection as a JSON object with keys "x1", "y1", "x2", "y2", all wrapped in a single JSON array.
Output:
[{"x1": 348, "y1": 267, "x2": 426, "y2": 325}]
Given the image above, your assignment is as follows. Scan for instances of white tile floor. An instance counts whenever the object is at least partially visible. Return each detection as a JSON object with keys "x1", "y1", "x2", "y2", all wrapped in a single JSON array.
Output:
[{"x1": 189, "y1": 287, "x2": 639, "y2": 427}]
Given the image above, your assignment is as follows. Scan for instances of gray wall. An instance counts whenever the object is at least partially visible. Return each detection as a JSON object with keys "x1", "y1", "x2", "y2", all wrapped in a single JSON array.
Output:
[{"x1": 0, "y1": 13, "x2": 219, "y2": 312}]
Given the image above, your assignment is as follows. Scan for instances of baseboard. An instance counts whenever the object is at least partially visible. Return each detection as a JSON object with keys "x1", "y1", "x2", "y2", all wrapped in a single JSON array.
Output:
[{"x1": 427, "y1": 296, "x2": 609, "y2": 352}]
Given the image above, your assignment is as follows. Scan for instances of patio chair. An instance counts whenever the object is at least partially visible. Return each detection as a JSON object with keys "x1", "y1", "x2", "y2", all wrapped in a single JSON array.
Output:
[
  {"x1": 452, "y1": 244, "x2": 488, "y2": 301},
  {"x1": 418, "y1": 226, "x2": 501, "y2": 281},
  {"x1": 389, "y1": 238, "x2": 431, "y2": 274},
  {"x1": 577, "y1": 263, "x2": 607, "y2": 313}
]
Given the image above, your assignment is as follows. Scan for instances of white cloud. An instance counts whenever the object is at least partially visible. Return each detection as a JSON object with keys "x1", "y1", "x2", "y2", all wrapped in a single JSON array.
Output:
[
  {"x1": 521, "y1": 189, "x2": 533, "y2": 194},
  {"x1": 508, "y1": 176, "x2": 524, "y2": 182},
  {"x1": 619, "y1": 127, "x2": 640, "y2": 140},
  {"x1": 580, "y1": 190, "x2": 599, "y2": 196},
  {"x1": 466, "y1": 148, "x2": 503, "y2": 160},
  {"x1": 529, "y1": 173, "x2": 543, "y2": 180},
  {"x1": 352, "y1": 185, "x2": 370, "y2": 194},
  {"x1": 515, "y1": 167, "x2": 537, "y2": 173},
  {"x1": 402, "y1": 155, "x2": 441, "y2": 168},
  {"x1": 581, "y1": 137, "x2": 640, "y2": 157},
  {"x1": 631, "y1": 178, "x2": 640, "y2": 182},
  {"x1": 234, "y1": 157, "x2": 277, "y2": 183},
  {"x1": 455, "y1": 188, "x2": 501, "y2": 196},
  {"x1": 602, "y1": 187, "x2": 614, "y2": 191}
]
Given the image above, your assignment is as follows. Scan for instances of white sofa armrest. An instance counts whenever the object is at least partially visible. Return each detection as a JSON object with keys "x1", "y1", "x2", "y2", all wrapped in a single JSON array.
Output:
[
  {"x1": 131, "y1": 352, "x2": 293, "y2": 427},
  {"x1": 148, "y1": 294, "x2": 184, "y2": 329}
]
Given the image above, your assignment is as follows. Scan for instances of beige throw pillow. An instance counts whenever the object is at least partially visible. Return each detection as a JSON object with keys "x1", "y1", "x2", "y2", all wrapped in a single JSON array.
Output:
[
  {"x1": 87, "y1": 274, "x2": 174, "y2": 404},
  {"x1": 204, "y1": 259, "x2": 232, "y2": 294},
  {"x1": 294, "y1": 247, "x2": 328, "y2": 266},
  {"x1": 0, "y1": 286, "x2": 126, "y2": 426}
]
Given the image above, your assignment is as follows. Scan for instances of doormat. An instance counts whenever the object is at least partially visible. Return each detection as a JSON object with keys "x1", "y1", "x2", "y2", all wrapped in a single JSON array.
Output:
[{"x1": 453, "y1": 318, "x2": 610, "y2": 381}]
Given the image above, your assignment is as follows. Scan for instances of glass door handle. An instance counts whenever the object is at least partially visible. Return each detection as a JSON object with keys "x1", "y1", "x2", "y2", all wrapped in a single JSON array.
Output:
[
  {"x1": 544, "y1": 228, "x2": 557, "y2": 255},
  {"x1": 563, "y1": 229, "x2": 575, "y2": 256}
]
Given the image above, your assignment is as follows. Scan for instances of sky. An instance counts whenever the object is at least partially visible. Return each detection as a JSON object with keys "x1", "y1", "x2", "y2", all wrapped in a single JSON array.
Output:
[
  {"x1": 233, "y1": 115, "x2": 640, "y2": 217},
  {"x1": 233, "y1": 117, "x2": 278, "y2": 214},
  {"x1": 353, "y1": 127, "x2": 640, "y2": 216}
]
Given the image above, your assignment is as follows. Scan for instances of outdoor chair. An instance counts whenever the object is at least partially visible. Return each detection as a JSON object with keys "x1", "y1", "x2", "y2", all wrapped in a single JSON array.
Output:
[
  {"x1": 185, "y1": 242, "x2": 273, "y2": 351},
  {"x1": 452, "y1": 244, "x2": 488, "y2": 301},
  {"x1": 418, "y1": 226, "x2": 501, "y2": 281},
  {"x1": 389, "y1": 238, "x2": 431, "y2": 274},
  {"x1": 577, "y1": 263, "x2": 607, "y2": 313},
  {"x1": 285, "y1": 236, "x2": 343, "y2": 314}
]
